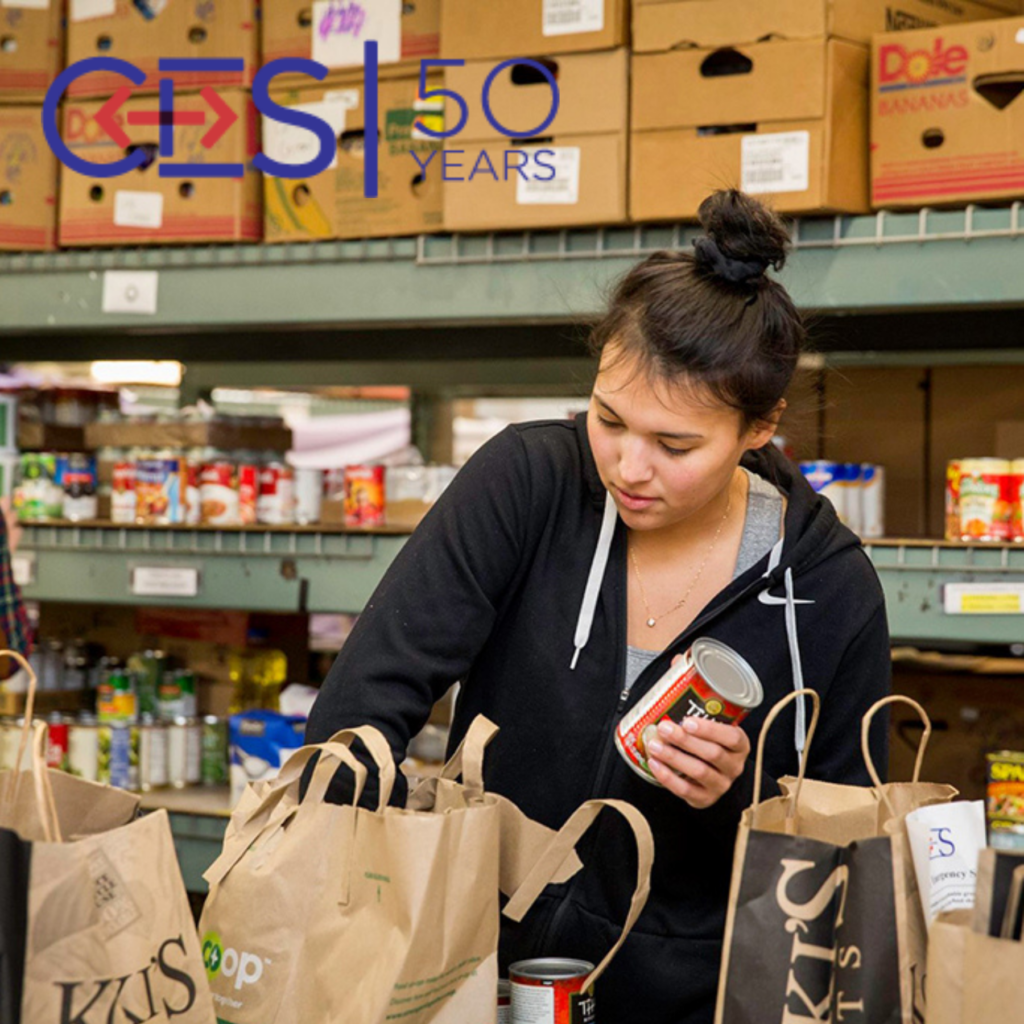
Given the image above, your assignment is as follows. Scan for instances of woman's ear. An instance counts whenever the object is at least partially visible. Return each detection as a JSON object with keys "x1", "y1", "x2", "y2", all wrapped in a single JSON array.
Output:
[{"x1": 744, "y1": 399, "x2": 786, "y2": 450}]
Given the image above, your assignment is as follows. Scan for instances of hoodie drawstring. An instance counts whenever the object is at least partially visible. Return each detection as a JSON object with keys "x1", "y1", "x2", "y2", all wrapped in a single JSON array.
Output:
[{"x1": 571, "y1": 491, "x2": 618, "y2": 670}]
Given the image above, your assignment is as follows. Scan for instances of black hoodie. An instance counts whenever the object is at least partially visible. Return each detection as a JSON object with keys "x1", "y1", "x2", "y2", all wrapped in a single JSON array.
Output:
[{"x1": 307, "y1": 413, "x2": 892, "y2": 1024}]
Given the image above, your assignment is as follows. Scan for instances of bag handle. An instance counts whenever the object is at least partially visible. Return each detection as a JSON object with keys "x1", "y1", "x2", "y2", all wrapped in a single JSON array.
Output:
[
  {"x1": 502, "y1": 798, "x2": 654, "y2": 994},
  {"x1": 751, "y1": 688, "x2": 821, "y2": 815},
  {"x1": 861, "y1": 694, "x2": 931, "y2": 820},
  {"x1": 323, "y1": 725, "x2": 396, "y2": 810},
  {"x1": 0, "y1": 649, "x2": 62, "y2": 843},
  {"x1": 439, "y1": 715, "x2": 499, "y2": 792}
]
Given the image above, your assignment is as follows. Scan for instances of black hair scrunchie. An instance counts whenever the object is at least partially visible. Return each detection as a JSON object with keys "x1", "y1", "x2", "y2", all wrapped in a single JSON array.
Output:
[{"x1": 693, "y1": 236, "x2": 769, "y2": 286}]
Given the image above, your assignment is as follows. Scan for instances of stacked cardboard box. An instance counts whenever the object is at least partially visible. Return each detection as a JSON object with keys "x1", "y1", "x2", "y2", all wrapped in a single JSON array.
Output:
[
  {"x1": 58, "y1": 0, "x2": 261, "y2": 245},
  {"x1": 871, "y1": 15, "x2": 1024, "y2": 208},
  {"x1": 441, "y1": 0, "x2": 629, "y2": 232},
  {"x1": 630, "y1": 0, "x2": 1009, "y2": 222}
]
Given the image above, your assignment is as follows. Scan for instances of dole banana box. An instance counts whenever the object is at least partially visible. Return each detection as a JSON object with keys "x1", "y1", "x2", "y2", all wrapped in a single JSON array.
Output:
[
  {"x1": 59, "y1": 89, "x2": 262, "y2": 245},
  {"x1": 66, "y1": 0, "x2": 257, "y2": 98},
  {"x1": 264, "y1": 74, "x2": 442, "y2": 241},
  {"x1": 0, "y1": 106, "x2": 57, "y2": 251},
  {"x1": 0, "y1": 0, "x2": 63, "y2": 101},
  {"x1": 872, "y1": 17, "x2": 1024, "y2": 207}
]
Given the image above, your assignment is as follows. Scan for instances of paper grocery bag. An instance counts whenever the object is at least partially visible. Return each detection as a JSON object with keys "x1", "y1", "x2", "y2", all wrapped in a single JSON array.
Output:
[
  {"x1": 715, "y1": 692, "x2": 957, "y2": 1024},
  {"x1": 927, "y1": 911, "x2": 1024, "y2": 1024},
  {"x1": 200, "y1": 716, "x2": 512, "y2": 1024}
]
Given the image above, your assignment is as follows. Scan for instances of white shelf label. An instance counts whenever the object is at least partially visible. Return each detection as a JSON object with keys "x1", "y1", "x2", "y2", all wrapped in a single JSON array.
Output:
[
  {"x1": 102, "y1": 271, "x2": 159, "y2": 316},
  {"x1": 516, "y1": 147, "x2": 581, "y2": 205},
  {"x1": 742, "y1": 131, "x2": 810, "y2": 195},
  {"x1": 12, "y1": 553, "x2": 36, "y2": 587},
  {"x1": 543, "y1": 0, "x2": 604, "y2": 37},
  {"x1": 131, "y1": 566, "x2": 200, "y2": 598},
  {"x1": 944, "y1": 583, "x2": 1024, "y2": 615}
]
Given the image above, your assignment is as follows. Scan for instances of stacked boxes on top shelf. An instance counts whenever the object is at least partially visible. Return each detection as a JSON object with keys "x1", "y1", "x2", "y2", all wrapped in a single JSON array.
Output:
[
  {"x1": 260, "y1": 0, "x2": 445, "y2": 241},
  {"x1": 0, "y1": 0, "x2": 62, "y2": 250},
  {"x1": 58, "y1": 0, "x2": 261, "y2": 245},
  {"x1": 440, "y1": 0, "x2": 630, "y2": 233},
  {"x1": 630, "y1": 0, "x2": 1010, "y2": 223}
]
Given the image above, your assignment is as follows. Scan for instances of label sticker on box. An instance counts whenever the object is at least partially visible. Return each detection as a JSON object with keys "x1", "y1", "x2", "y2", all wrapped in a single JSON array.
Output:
[
  {"x1": 70, "y1": 0, "x2": 115, "y2": 20},
  {"x1": 102, "y1": 271, "x2": 159, "y2": 315},
  {"x1": 1, "y1": 0, "x2": 50, "y2": 11},
  {"x1": 516, "y1": 147, "x2": 580, "y2": 205},
  {"x1": 741, "y1": 131, "x2": 810, "y2": 195},
  {"x1": 113, "y1": 190, "x2": 164, "y2": 229},
  {"x1": 311, "y1": 0, "x2": 401, "y2": 68},
  {"x1": 945, "y1": 583, "x2": 1024, "y2": 615},
  {"x1": 263, "y1": 100, "x2": 350, "y2": 172},
  {"x1": 131, "y1": 566, "x2": 200, "y2": 598},
  {"x1": 411, "y1": 97, "x2": 444, "y2": 142},
  {"x1": 543, "y1": 0, "x2": 604, "y2": 36}
]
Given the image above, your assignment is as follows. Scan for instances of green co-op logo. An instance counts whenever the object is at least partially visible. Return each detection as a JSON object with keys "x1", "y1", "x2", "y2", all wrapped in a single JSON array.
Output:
[{"x1": 202, "y1": 931, "x2": 268, "y2": 991}]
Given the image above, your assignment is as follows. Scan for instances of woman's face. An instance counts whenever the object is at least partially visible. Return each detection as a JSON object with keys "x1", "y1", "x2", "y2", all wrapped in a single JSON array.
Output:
[{"x1": 587, "y1": 344, "x2": 780, "y2": 532}]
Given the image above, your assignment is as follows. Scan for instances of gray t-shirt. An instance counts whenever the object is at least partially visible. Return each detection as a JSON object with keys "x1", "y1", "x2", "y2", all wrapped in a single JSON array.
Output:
[{"x1": 623, "y1": 469, "x2": 783, "y2": 693}]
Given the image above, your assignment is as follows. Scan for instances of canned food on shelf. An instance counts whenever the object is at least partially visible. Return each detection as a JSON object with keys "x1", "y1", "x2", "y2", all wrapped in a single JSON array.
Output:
[
  {"x1": 958, "y1": 458, "x2": 1013, "y2": 542},
  {"x1": 344, "y1": 465, "x2": 386, "y2": 527},
  {"x1": 68, "y1": 713, "x2": 101, "y2": 781}
]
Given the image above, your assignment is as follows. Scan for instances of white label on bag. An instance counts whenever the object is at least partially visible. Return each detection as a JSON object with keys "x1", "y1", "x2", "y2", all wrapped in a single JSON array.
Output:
[
  {"x1": 263, "y1": 100, "x2": 350, "y2": 171},
  {"x1": 70, "y1": 0, "x2": 115, "y2": 20},
  {"x1": 741, "y1": 131, "x2": 810, "y2": 195},
  {"x1": 510, "y1": 982, "x2": 554, "y2": 1023},
  {"x1": 131, "y1": 566, "x2": 200, "y2": 598},
  {"x1": 516, "y1": 147, "x2": 580, "y2": 205},
  {"x1": 543, "y1": 0, "x2": 604, "y2": 36},
  {"x1": 113, "y1": 190, "x2": 164, "y2": 229},
  {"x1": 102, "y1": 271, "x2": 159, "y2": 315},
  {"x1": 944, "y1": 582, "x2": 1024, "y2": 614},
  {"x1": 311, "y1": 0, "x2": 401, "y2": 68}
]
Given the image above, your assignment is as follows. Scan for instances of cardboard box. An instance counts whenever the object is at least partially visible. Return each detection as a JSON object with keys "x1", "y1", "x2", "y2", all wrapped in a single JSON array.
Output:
[
  {"x1": 59, "y1": 89, "x2": 262, "y2": 246},
  {"x1": 264, "y1": 74, "x2": 443, "y2": 241},
  {"x1": 262, "y1": 0, "x2": 440, "y2": 79},
  {"x1": 0, "y1": 105, "x2": 57, "y2": 251},
  {"x1": 633, "y1": 0, "x2": 1007, "y2": 50},
  {"x1": 65, "y1": 0, "x2": 257, "y2": 99},
  {"x1": 0, "y1": 1, "x2": 63, "y2": 100},
  {"x1": 441, "y1": 0, "x2": 628, "y2": 60},
  {"x1": 442, "y1": 48, "x2": 628, "y2": 232},
  {"x1": 871, "y1": 17, "x2": 1024, "y2": 208},
  {"x1": 85, "y1": 417, "x2": 292, "y2": 450},
  {"x1": 631, "y1": 39, "x2": 869, "y2": 220}
]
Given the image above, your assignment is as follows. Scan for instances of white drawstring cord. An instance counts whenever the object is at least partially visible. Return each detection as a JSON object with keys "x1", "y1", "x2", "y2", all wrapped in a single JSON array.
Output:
[{"x1": 570, "y1": 492, "x2": 618, "y2": 670}]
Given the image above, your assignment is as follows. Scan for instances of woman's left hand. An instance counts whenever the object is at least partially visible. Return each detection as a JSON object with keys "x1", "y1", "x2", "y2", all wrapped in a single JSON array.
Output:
[{"x1": 644, "y1": 654, "x2": 751, "y2": 809}]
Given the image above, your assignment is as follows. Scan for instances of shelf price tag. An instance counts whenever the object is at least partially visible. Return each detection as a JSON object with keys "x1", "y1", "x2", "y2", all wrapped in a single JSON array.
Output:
[
  {"x1": 130, "y1": 566, "x2": 200, "y2": 598},
  {"x1": 944, "y1": 583, "x2": 1024, "y2": 615},
  {"x1": 11, "y1": 554, "x2": 36, "y2": 587}
]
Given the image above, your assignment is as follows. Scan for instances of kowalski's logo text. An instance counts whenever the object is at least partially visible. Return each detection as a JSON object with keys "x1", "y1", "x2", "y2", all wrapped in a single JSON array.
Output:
[
  {"x1": 54, "y1": 935, "x2": 197, "y2": 1024},
  {"x1": 775, "y1": 859, "x2": 864, "y2": 1023}
]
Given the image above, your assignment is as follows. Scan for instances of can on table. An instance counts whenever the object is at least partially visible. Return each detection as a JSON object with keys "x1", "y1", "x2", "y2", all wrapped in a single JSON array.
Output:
[
  {"x1": 45, "y1": 713, "x2": 70, "y2": 771},
  {"x1": 344, "y1": 464, "x2": 386, "y2": 527},
  {"x1": 111, "y1": 453, "x2": 138, "y2": 524},
  {"x1": 498, "y1": 979, "x2": 511, "y2": 1024},
  {"x1": 615, "y1": 638, "x2": 763, "y2": 786},
  {"x1": 799, "y1": 461, "x2": 845, "y2": 524},
  {"x1": 68, "y1": 714, "x2": 101, "y2": 781},
  {"x1": 139, "y1": 716, "x2": 169, "y2": 791},
  {"x1": 168, "y1": 717, "x2": 202, "y2": 788},
  {"x1": 860, "y1": 463, "x2": 885, "y2": 539},
  {"x1": 958, "y1": 458, "x2": 1013, "y2": 542},
  {"x1": 201, "y1": 715, "x2": 228, "y2": 785},
  {"x1": 1011, "y1": 459, "x2": 1024, "y2": 543},
  {"x1": 257, "y1": 458, "x2": 296, "y2": 525},
  {"x1": 105, "y1": 723, "x2": 139, "y2": 791},
  {"x1": 200, "y1": 458, "x2": 240, "y2": 526},
  {"x1": 237, "y1": 455, "x2": 259, "y2": 525},
  {"x1": 509, "y1": 959, "x2": 595, "y2": 1024}
]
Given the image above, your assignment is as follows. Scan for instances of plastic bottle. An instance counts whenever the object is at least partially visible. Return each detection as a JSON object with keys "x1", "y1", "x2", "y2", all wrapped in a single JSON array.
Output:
[{"x1": 228, "y1": 628, "x2": 288, "y2": 713}]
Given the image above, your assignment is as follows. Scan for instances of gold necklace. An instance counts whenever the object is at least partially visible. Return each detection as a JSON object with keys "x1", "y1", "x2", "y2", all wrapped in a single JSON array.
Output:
[{"x1": 629, "y1": 496, "x2": 733, "y2": 628}]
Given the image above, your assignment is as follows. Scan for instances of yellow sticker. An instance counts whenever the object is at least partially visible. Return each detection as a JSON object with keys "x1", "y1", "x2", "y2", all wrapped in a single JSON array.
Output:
[{"x1": 961, "y1": 593, "x2": 1022, "y2": 613}]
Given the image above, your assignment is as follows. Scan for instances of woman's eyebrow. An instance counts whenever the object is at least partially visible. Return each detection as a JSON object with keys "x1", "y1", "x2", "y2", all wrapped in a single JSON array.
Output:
[{"x1": 594, "y1": 395, "x2": 703, "y2": 441}]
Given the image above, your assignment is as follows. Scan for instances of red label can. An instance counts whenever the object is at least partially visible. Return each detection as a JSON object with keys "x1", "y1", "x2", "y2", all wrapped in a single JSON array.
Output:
[
  {"x1": 111, "y1": 459, "x2": 137, "y2": 524},
  {"x1": 46, "y1": 718, "x2": 70, "y2": 771},
  {"x1": 257, "y1": 460, "x2": 295, "y2": 525},
  {"x1": 238, "y1": 462, "x2": 258, "y2": 525},
  {"x1": 510, "y1": 959, "x2": 595, "y2": 1024},
  {"x1": 344, "y1": 464, "x2": 386, "y2": 527},
  {"x1": 615, "y1": 638, "x2": 763, "y2": 786},
  {"x1": 1012, "y1": 460, "x2": 1024, "y2": 543},
  {"x1": 200, "y1": 461, "x2": 240, "y2": 526}
]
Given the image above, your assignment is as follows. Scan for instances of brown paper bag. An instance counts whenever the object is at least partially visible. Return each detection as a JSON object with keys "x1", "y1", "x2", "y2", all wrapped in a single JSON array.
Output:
[
  {"x1": 927, "y1": 911, "x2": 1024, "y2": 1024},
  {"x1": 716, "y1": 691, "x2": 957, "y2": 1024},
  {"x1": 199, "y1": 717, "x2": 509, "y2": 1024}
]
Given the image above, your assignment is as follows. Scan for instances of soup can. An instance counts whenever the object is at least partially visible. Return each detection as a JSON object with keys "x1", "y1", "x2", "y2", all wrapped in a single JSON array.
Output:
[
  {"x1": 257, "y1": 459, "x2": 295, "y2": 525},
  {"x1": 68, "y1": 714, "x2": 101, "y2": 782},
  {"x1": 200, "y1": 459, "x2": 240, "y2": 526},
  {"x1": 237, "y1": 457, "x2": 259, "y2": 524},
  {"x1": 509, "y1": 959, "x2": 595, "y2": 1024},
  {"x1": 615, "y1": 638, "x2": 763, "y2": 786},
  {"x1": 958, "y1": 458, "x2": 1013, "y2": 542},
  {"x1": 111, "y1": 453, "x2": 138, "y2": 524}
]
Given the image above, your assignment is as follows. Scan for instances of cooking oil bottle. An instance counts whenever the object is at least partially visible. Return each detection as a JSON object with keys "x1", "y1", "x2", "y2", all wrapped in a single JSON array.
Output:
[{"x1": 228, "y1": 628, "x2": 288, "y2": 713}]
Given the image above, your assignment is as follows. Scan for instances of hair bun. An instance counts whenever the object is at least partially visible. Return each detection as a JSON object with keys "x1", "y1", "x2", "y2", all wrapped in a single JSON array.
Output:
[{"x1": 694, "y1": 189, "x2": 791, "y2": 283}]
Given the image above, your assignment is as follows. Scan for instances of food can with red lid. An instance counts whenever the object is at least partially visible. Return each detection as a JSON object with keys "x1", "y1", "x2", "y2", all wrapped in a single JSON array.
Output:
[
  {"x1": 509, "y1": 959, "x2": 595, "y2": 1024},
  {"x1": 615, "y1": 637, "x2": 763, "y2": 786}
]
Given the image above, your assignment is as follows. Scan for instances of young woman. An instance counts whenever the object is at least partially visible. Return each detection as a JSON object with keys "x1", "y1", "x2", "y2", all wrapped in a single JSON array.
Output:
[{"x1": 307, "y1": 190, "x2": 892, "y2": 1024}]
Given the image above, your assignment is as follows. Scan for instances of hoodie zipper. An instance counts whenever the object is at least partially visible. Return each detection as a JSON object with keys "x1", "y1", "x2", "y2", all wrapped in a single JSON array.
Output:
[{"x1": 537, "y1": 570, "x2": 780, "y2": 955}]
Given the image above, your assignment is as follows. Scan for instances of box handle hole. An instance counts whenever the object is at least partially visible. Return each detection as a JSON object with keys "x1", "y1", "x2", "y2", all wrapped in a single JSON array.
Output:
[
  {"x1": 293, "y1": 183, "x2": 312, "y2": 206},
  {"x1": 0, "y1": 190, "x2": 12, "y2": 206},
  {"x1": 922, "y1": 128, "x2": 945, "y2": 149},
  {"x1": 96, "y1": 34, "x2": 113, "y2": 51},
  {"x1": 972, "y1": 73, "x2": 1024, "y2": 110},
  {"x1": 339, "y1": 128, "x2": 365, "y2": 155},
  {"x1": 179, "y1": 181, "x2": 195, "y2": 198},
  {"x1": 1, "y1": 37, "x2": 18, "y2": 54},
  {"x1": 126, "y1": 142, "x2": 159, "y2": 171},
  {"x1": 188, "y1": 25, "x2": 208, "y2": 44},
  {"x1": 297, "y1": 7, "x2": 312, "y2": 27},
  {"x1": 700, "y1": 48, "x2": 753, "y2": 78},
  {"x1": 89, "y1": 185, "x2": 104, "y2": 202},
  {"x1": 511, "y1": 58, "x2": 559, "y2": 86}
]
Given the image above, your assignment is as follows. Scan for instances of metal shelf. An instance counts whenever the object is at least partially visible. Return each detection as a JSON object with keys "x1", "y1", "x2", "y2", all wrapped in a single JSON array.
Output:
[{"x1": 6, "y1": 206, "x2": 1024, "y2": 336}]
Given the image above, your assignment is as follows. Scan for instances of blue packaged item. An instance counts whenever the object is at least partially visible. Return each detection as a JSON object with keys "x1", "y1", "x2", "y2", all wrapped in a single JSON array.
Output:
[
  {"x1": 229, "y1": 710, "x2": 306, "y2": 806},
  {"x1": 108, "y1": 723, "x2": 137, "y2": 791}
]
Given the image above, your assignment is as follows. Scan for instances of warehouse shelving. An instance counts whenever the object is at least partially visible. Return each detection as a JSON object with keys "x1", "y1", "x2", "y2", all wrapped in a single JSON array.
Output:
[
  {"x1": 7, "y1": 206, "x2": 1024, "y2": 338},
  {"x1": 15, "y1": 525, "x2": 1024, "y2": 645}
]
